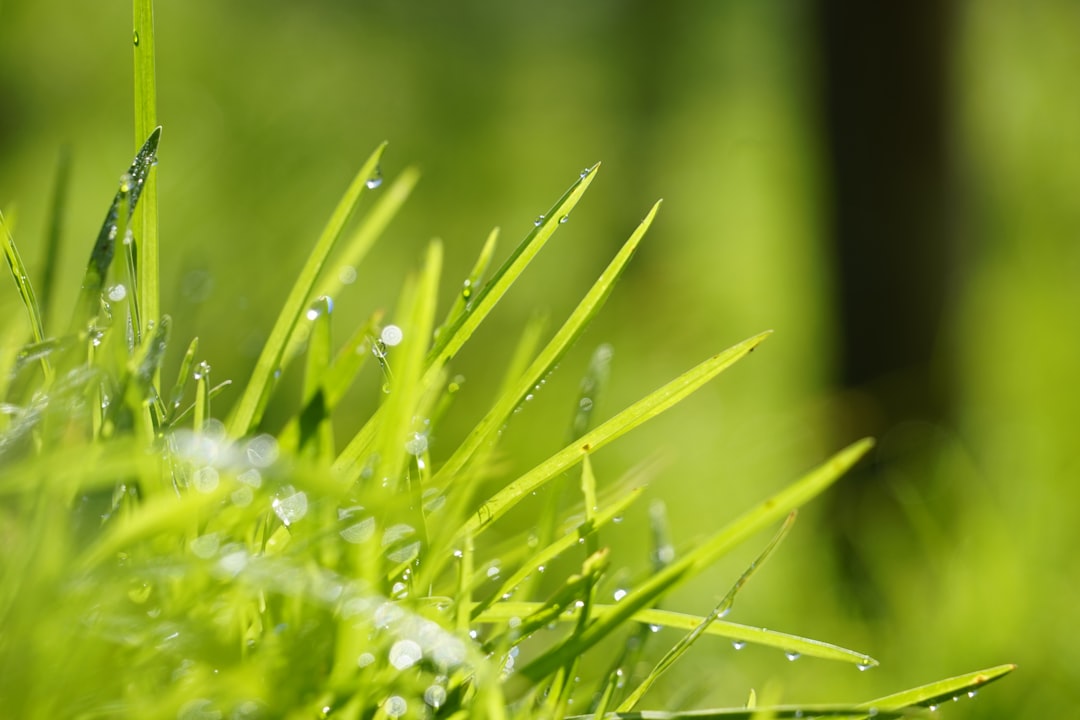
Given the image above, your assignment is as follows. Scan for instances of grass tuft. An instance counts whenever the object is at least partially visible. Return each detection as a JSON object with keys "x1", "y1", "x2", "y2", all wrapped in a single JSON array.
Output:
[{"x1": 0, "y1": 1, "x2": 1013, "y2": 718}]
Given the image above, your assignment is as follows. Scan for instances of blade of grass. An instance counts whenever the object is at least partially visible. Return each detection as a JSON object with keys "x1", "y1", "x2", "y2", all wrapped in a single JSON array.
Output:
[
  {"x1": 480, "y1": 602, "x2": 876, "y2": 668},
  {"x1": 515, "y1": 438, "x2": 875, "y2": 681},
  {"x1": 434, "y1": 201, "x2": 659, "y2": 490},
  {"x1": 617, "y1": 512, "x2": 800, "y2": 711},
  {"x1": 68, "y1": 128, "x2": 161, "y2": 333},
  {"x1": 436, "y1": 226, "x2": 499, "y2": 339},
  {"x1": 372, "y1": 240, "x2": 442, "y2": 493},
  {"x1": 857, "y1": 664, "x2": 1017, "y2": 715},
  {"x1": 227, "y1": 142, "x2": 387, "y2": 438},
  {"x1": 460, "y1": 331, "x2": 771, "y2": 538},
  {"x1": 39, "y1": 146, "x2": 71, "y2": 328},
  {"x1": 565, "y1": 707, "x2": 912, "y2": 720},
  {"x1": 133, "y1": 0, "x2": 160, "y2": 335},
  {"x1": 1, "y1": 211, "x2": 49, "y2": 367},
  {"x1": 165, "y1": 337, "x2": 198, "y2": 424},
  {"x1": 299, "y1": 296, "x2": 334, "y2": 459}
]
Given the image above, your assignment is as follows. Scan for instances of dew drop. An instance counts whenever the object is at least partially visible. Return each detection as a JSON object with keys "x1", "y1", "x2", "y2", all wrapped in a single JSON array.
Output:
[
  {"x1": 107, "y1": 284, "x2": 127, "y2": 302},
  {"x1": 272, "y1": 488, "x2": 309, "y2": 526},
  {"x1": 357, "y1": 652, "x2": 375, "y2": 668},
  {"x1": 486, "y1": 564, "x2": 500, "y2": 579},
  {"x1": 613, "y1": 588, "x2": 628, "y2": 601},
  {"x1": 967, "y1": 691, "x2": 977, "y2": 699},
  {"x1": 424, "y1": 685, "x2": 447, "y2": 710},
  {"x1": 384, "y1": 696, "x2": 407, "y2": 718},
  {"x1": 580, "y1": 168, "x2": 590, "y2": 178},
  {"x1": 193, "y1": 361, "x2": 211, "y2": 381},
  {"x1": 119, "y1": 173, "x2": 133, "y2": 193},
  {"x1": 133, "y1": 30, "x2": 140, "y2": 46},
  {"x1": 366, "y1": 168, "x2": 383, "y2": 189},
  {"x1": 559, "y1": 215, "x2": 569, "y2": 224},
  {"x1": 381, "y1": 324, "x2": 404, "y2": 347},
  {"x1": 785, "y1": 651, "x2": 801, "y2": 662},
  {"x1": 404, "y1": 432, "x2": 428, "y2": 456},
  {"x1": 389, "y1": 639, "x2": 423, "y2": 670},
  {"x1": 193, "y1": 466, "x2": 220, "y2": 493},
  {"x1": 534, "y1": 215, "x2": 545, "y2": 227},
  {"x1": 732, "y1": 640, "x2": 746, "y2": 650},
  {"x1": 857, "y1": 662, "x2": 873, "y2": 672},
  {"x1": 339, "y1": 265, "x2": 357, "y2": 285},
  {"x1": 245, "y1": 434, "x2": 279, "y2": 468},
  {"x1": 648, "y1": 624, "x2": 661, "y2": 633},
  {"x1": 928, "y1": 705, "x2": 937, "y2": 712}
]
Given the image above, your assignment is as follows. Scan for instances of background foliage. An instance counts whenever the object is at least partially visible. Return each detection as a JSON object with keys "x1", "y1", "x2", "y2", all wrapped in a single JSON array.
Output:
[{"x1": 1, "y1": 1, "x2": 1073, "y2": 717}]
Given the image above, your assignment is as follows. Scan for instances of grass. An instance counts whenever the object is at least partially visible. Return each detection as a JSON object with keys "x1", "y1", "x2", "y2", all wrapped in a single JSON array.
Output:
[{"x1": 0, "y1": 2, "x2": 1014, "y2": 718}]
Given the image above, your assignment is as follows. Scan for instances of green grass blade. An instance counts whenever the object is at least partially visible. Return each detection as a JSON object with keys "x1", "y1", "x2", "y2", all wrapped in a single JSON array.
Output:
[
  {"x1": 227, "y1": 142, "x2": 387, "y2": 438},
  {"x1": 372, "y1": 240, "x2": 442, "y2": 493},
  {"x1": 618, "y1": 512, "x2": 799, "y2": 711},
  {"x1": 479, "y1": 603, "x2": 876, "y2": 669},
  {"x1": 69, "y1": 128, "x2": 161, "y2": 333},
  {"x1": 515, "y1": 438, "x2": 875, "y2": 681},
  {"x1": 425, "y1": 164, "x2": 599, "y2": 372},
  {"x1": 1, "y1": 211, "x2": 48, "y2": 352},
  {"x1": 566, "y1": 708, "x2": 913, "y2": 720},
  {"x1": 282, "y1": 167, "x2": 419, "y2": 366},
  {"x1": 299, "y1": 296, "x2": 334, "y2": 459},
  {"x1": 436, "y1": 226, "x2": 499, "y2": 339},
  {"x1": 165, "y1": 337, "x2": 198, "y2": 424},
  {"x1": 133, "y1": 0, "x2": 160, "y2": 336},
  {"x1": 460, "y1": 331, "x2": 771, "y2": 538},
  {"x1": 570, "y1": 342, "x2": 613, "y2": 440},
  {"x1": 434, "y1": 201, "x2": 659, "y2": 488},
  {"x1": 39, "y1": 146, "x2": 71, "y2": 327},
  {"x1": 858, "y1": 663, "x2": 1017, "y2": 714}
]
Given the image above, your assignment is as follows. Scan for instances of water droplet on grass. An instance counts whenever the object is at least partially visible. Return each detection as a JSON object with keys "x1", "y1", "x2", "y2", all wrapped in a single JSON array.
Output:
[
  {"x1": 194, "y1": 466, "x2": 220, "y2": 493},
  {"x1": 389, "y1": 639, "x2": 423, "y2": 670},
  {"x1": 857, "y1": 662, "x2": 873, "y2": 672},
  {"x1": 107, "y1": 284, "x2": 127, "y2": 302},
  {"x1": 193, "y1": 361, "x2": 211, "y2": 381},
  {"x1": 404, "y1": 432, "x2": 428, "y2": 455},
  {"x1": 380, "y1": 324, "x2": 404, "y2": 346},
  {"x1": 245, "y1": 434, "x2": 279, "y2": 467},
  {"x1": 339, "y1": 265, "x2": 357, "y2": 284},
  {"x1": 648, "y1": 624, "x2": 661, "y2": 633},
  {"x1": 366, "y1": 168, "x2": 383, "y2": 189},
  {"x1": 967, "y1": 691, "x2": 977, "y2": 699},
  {"x1": 382, "y1": 523, "x2": 420, "y2": 563},
  {"x1": 357, "y1": 652, "x2": 375, "y2": 668},
  {"x1": 785, "y1": 651, "x2": 801, "y2": 661},
  {"x1": 613, "y1": 588, "x2": 627, "y2": 601},
  {"x1": 424, "y1": 685, "x2": 447, "y2": 710},
  {"x1": 559, "y1": 215, "x2": 569, "y2": 224},
  {"x1": 133, "y1": 30, "x2": 140, "y2": 46},
  {"x1": 534, "y1": 215, "x2": 545, "y2": 226},
  {"x1": 272, "y1": 488, "x2": 309, "y2": 526},
  {"x1": 732, "y1": 641, "x2": 746, "y2": 650}
]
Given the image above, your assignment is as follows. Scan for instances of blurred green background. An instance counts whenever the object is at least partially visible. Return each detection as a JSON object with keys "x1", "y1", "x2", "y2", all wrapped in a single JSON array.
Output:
[{"x1": 1, "y1": 1, "x2": 1076, "y2": 717}]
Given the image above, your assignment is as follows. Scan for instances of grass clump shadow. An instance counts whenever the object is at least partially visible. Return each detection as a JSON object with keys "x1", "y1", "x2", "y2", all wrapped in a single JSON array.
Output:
[{"x1": 0, "y1": 2, "x2": 1013, "y2": 718}]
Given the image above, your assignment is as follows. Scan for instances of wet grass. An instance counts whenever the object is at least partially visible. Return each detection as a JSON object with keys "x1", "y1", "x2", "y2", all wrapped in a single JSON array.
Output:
[{"x1": 0, "y1": 2, "x2": 1014, "y2": 718}]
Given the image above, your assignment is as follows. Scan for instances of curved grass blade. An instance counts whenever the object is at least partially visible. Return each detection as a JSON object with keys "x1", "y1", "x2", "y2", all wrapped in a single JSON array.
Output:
[
  {"x1": 133, "y1": 0, "x2": 160, "y2": 335},
  {"x1": 434, "y1": 201, "x2": 660, "y2": 490},
  {"x1": 617, "y1": 512, "x2": 800, "y2": 711},
  {"x1": 227, "y1": 142, "x2": 387, "y2": 438},
  {"x1": 1, "y1": 211, "x2": 48, "y2": 361},
  {"x1": 858, "y1": 663, "x2": 1017, "y2": 715},
  {"x1": 282, "y1": 167, "x2": 419, "y2": 366},
  {"x1": 460, "y1": 331, "x2": 771, "y2": 538},
  {"x1": 69, "y1": 127, "x2": 161, "y2": 333},
  {"x1": 515, "y1": 438, "x2": 875, "y2": 681},
  {"x1": 39, "y1": 146, "x2": 71, "y2": 327}
]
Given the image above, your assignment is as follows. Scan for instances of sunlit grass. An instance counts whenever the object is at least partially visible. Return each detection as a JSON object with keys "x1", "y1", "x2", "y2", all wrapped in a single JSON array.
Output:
[{"x1": 0, "y1": 1, "x2": 1014, "y2": 718}]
